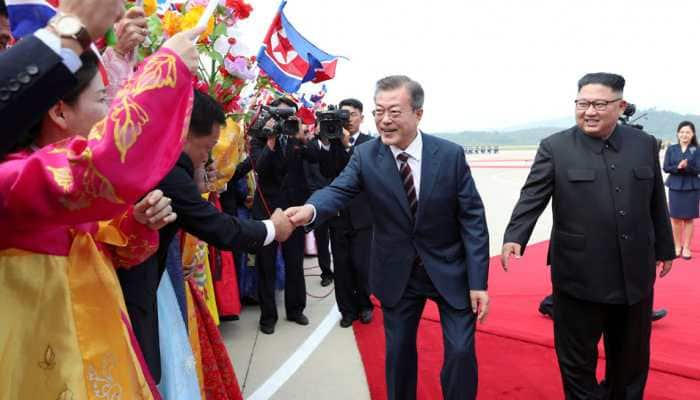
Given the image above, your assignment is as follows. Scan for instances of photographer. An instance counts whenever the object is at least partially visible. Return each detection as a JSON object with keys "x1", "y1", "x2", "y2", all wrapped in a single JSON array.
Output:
[
  {"x1": 318, "y1": 98, "x2": 375, "y2": 327},
  {"x1": 303, "y1": 121, "x2": 335, "y2": 286},
  {"x1": 250, "y1": 97, "x2": 320, "y2": 334}
]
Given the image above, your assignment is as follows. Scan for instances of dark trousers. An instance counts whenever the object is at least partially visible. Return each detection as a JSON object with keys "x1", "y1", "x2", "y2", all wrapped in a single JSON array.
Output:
[
  {"x1": 382, "y1": 263, "x2": 477, "y2": 400},
  {"x1": 117, "y1": 263, "x2": 163, "y2": 383},
  {"x1": 553, "y1": 290, "x2": 653, "y2": 400},
  {"x1": 313, "y1": 220, "x2": 333, "y2": 279},
  {"x1": 256, "y1": 227, "x2": 306, "y2": 327},
  {"x1": 329, "y1": 226, "x2": 372, "y2": 318}
]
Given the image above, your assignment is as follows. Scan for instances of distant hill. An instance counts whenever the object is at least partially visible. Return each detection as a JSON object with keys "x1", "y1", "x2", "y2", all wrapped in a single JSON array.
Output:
[{"x1": 436, "y1": 109, "x2": 700, "y2": 146}]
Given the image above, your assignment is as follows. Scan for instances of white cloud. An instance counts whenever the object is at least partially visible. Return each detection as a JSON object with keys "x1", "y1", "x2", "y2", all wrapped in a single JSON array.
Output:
[{"x1": 237, "y1": 0, "x2": 700, "y2": 133}]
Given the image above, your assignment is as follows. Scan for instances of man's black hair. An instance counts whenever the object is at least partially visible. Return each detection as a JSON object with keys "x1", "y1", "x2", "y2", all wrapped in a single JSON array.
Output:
[
  {"x1": 577, "y1": 72, "x2": 626, "y2": 93},
  {"x1": 0, "y1": 1, "x2": 7, "y2": 17},
  {"x1": 190, "y1": 90, "x2": 226, "y2": 137},
  {"x1": 269, "y1": 96, "x2": 298, "y2": 112},
  {"x1": 339, "y1": 98, "x2": 363, "y2": 113}
]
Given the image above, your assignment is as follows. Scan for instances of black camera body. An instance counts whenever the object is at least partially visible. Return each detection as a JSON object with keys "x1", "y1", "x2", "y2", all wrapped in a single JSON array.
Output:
[
  {"x1": 619, "y1": 103, "x2": 644, "y2": 130},
  {"x1": 316, "y1": 105, "x2": 350, "y2": 140},
  {"x1": 249, "y1": 105, "x2": 300, "y2": 139}
]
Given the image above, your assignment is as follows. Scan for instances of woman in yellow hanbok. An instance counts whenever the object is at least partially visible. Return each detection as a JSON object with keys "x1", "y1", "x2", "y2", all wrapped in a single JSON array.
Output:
[{"x1": 0, "y1": 41, "x2": 195, "y2": 399}]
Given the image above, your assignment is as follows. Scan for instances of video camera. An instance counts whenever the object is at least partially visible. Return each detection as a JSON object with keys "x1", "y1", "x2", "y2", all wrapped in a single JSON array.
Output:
[
  {"x1": 316, "y1": 105, "x2": 350, "y2": 140},
  {"x1": 248, "y1": 105, "x2": 300, "y2": 139},
  {"x1": 618, "y1": 103, "x2": 644, "y2": 130}
]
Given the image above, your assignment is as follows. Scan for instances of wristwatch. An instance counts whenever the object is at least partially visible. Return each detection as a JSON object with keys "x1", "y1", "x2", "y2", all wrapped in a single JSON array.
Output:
[{"x1": 48, "y1": 13, "x2": 92, "y2": 52}]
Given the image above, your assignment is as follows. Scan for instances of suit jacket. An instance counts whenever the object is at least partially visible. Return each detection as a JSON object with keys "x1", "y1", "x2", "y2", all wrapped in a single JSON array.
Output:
[
  {"x1": 250, "y1": 135, "x2": 319, "y2": 219},
  {"x1": 308, "y1": 133, "x2": 489, "y2": 310},
  {"x1": 0, "y1": 35, "x2": 77, "y2": 157},
  {"x1": 504, "y1": 125, "x2": 675, "y2": 305},
  {"x1": 219, "y1": 158, "x2": 252, "y2": 215},
  {"x1": 663, "y1": 143, "x2": 700, "y2": 190},
  {"x1": 119, "y1": 153, "x2": 267, "y2": 310},
  {"x1": 304, "y1": 138, "x2": 332, "y2": 192},
  {"x1": 320, "y1": 133, "x2": 375, "y2": 230}
]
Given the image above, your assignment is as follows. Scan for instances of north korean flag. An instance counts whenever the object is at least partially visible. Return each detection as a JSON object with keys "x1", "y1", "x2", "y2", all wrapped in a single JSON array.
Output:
[{"x1": 257, "y1": 1, "x2": 339, "y2": 94}]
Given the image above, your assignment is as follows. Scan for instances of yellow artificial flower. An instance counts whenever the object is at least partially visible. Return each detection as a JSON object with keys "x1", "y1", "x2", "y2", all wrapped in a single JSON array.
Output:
[
  {"x1": 143, "y1": 0, "x2": 157, "y2": 16},
  {"x1": 162, "y1": 10, "x2": 183, "y2": 37},
  {"x1": 181, "y1": 5, "x2": 215, "y2": 41}
]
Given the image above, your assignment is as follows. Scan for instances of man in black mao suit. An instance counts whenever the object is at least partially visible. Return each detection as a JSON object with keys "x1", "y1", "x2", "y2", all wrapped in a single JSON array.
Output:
[
  {"x1": 286, "y1": 76, "x2": 490, "y2": 400},
  {"x1": 318, "y1": 98, "x2": 375, "y2": 327},
  {"x1": 501, "y1": 73, "x2": 675, "y2": 400},
  {"x1": 250, "y1": 97, "x2": 321, "y2": 334}
]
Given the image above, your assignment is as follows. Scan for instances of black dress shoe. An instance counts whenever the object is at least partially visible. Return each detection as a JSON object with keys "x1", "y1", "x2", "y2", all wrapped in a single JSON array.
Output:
[
  {"x1": 340, "y1": 315, "x2": 356, "y2": 328},
  {"x1": 320, "y1": 276, "x2": 333, "y2": 287},
  {"x1": 260, "y1": 324, "x2": 275, "y2": 335},
  {"x1": 287, "y1": 314, "x2": 309, "y2": 326},
  {"x1": 651, "y1": 308, "x2": 668, "y2": 322},
  {"x1": 359, "y1": 308, "x2": 373, "y2": 324}
]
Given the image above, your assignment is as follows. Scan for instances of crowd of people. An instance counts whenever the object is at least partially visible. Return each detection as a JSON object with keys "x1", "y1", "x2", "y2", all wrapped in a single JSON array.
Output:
[{"x1": 0, "y1": 1, "x2": 693, "y2": 400}]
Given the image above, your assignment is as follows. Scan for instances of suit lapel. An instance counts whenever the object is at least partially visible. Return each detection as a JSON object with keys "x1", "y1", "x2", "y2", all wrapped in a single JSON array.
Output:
[
  {"x1": 377, "y1": 143, "x2": 413, "y2": 222},
  {"x1": 416, "y1": 134, "x2": 440, "y2": 226}
]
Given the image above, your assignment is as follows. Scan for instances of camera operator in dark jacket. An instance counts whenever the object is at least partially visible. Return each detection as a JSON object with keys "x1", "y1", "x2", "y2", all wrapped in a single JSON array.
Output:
[
  {"x1": 318, "y1": 98, "x2": 375, "y2": 327},
  {"x1": 250, "y1": 97, "x2": 321, "y2": 334}
]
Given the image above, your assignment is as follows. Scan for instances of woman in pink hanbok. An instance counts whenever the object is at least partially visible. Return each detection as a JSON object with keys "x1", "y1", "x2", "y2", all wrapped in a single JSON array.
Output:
[{"x1": 0, "y1": 27, "x2": 203, "y2": 400}]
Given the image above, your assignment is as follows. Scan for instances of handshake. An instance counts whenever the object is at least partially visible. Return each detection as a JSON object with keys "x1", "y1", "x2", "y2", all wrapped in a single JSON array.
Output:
[{"x1": 269, "y1": 205, "x2": 317, "y2": 242}]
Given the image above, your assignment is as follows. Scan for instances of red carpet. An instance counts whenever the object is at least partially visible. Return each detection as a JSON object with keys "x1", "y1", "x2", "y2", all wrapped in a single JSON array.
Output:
[{"x1": 353, "y1": 240, "x2": 700, "y2": 399}]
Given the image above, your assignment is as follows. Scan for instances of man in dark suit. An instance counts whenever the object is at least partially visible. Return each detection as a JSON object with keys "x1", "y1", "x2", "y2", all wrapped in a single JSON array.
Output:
[
  {"x1": 286, "y1": 76, "x2": 490, "y2": 400},
  {"x1": 118, "y1": 91, "x2": 294, "y2": 382},
  {"x1": 250, "y1": 97, "x2": 320, "y2": 334},
  {"x1": 303, "y1": 123, "x2": 334, "y2": 286},
  {"x1": 501, "y1": 72, "x2": 675, "y2": 400},
  {"x1": 318, "y1": 98, "x2": 375, "y2": 327},
  {"x1": 0, "y1": 0, "x2": 125, "y2": 157}
]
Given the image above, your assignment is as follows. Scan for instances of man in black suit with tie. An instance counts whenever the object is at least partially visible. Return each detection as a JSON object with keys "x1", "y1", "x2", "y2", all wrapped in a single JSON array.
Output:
[
  {"x1": 286, "y1": 76, "x2": 490, "y2": 400},
  {"x1": 318, "y1": 98, "x2": 375, "y2": 327},
  {"x1": 250, "y1": 96, "x2": 320, "y2": 334},
  {"x1": 501, "y1": 73, "x2": 675, "y2": 400}
]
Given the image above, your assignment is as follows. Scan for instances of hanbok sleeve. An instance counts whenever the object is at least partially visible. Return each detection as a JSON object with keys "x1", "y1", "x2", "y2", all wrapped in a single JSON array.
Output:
[
  {"x1": 96, "y1": 206, "x2": 160, "y2": 268},
  {"x1": 0, "y1": 48, "x2": 193, "y2": 228}
]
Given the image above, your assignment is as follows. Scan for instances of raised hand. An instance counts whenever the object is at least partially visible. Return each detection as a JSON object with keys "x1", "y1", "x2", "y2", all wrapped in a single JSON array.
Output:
[
  {"x1": 114, "y1": 7, "x2": 148, "y2": 56},
  {"x1": 133, "y1": 189, "x2": 177, "y2": 230},
  {"x1": 284, "y1": 204, "x2": 315, "y2": 227},
  {"x1": 162, "y1": 26, "x2": 207, "y2": 73},
  {"x1": 271, "y1": 208, "x2": 294, "y2": 242},
  {"x1": 500, "y1": 242, "x2": 522, "y2": 272},
  {"x1": 60, "y1": 0, "x2": 126, "y2": 42}
]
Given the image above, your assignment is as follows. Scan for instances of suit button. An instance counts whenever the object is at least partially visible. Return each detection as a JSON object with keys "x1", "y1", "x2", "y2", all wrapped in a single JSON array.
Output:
[
  {"x1": 17, "y1": 72, "x2": 31, "y2": 84},
  {"x1": 610, "y1": 163, "x2": 616, "y2": 170},
  {"x1": 26, "y1": 64, "x2": 40, "y2": 76},
  {"x1": 619, "y1": 210, "x2": 626, "y2": 216},
  {"x1": 7, "y1": 80, "x2": 20, "y2": 92},
  {"x1": 605, "y1": 144, "x2": 610, "y2": 149},
  {"x1": 615, "y1": 186, "x2": 622, "y2": 192},
  {"x1": 621, "y1": 234, "x2": 629, "y2": 240}
]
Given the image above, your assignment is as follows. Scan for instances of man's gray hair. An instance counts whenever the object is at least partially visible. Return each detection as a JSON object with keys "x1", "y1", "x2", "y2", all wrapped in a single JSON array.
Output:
[{"x1": 374, "y1": 75, "x2": 424, "y2": 111}]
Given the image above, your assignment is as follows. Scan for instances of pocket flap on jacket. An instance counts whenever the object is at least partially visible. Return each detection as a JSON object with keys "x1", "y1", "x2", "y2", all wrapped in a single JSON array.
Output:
[
  {"x1": 567, "y1": 169, "x2": 596, "y2": 182},
  {"x1": 554, "y1": 230, "x2": 586, "y2": 250},
  {"x1": 633, "y1": 166, "x2": 654, "y2": 180}
]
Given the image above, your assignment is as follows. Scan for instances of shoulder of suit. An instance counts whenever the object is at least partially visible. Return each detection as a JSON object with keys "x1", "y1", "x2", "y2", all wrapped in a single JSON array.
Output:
[{"x1": 421, "y1": 132, "x2": 462, "y2": 153}]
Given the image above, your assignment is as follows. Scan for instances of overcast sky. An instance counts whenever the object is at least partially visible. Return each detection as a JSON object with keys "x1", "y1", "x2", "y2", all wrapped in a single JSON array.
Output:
[{"x1": 236, "y1": 0, "x2": 699, "y2": 133}]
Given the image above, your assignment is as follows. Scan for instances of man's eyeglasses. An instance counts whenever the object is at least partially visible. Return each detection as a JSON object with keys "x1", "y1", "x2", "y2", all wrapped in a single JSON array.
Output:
[
  {"x1": 574, "y1": 98, "x2": 622, "y2": 111},
  {"x1": 372, "y1": 108, "x2": 417, "y2": 120}
]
